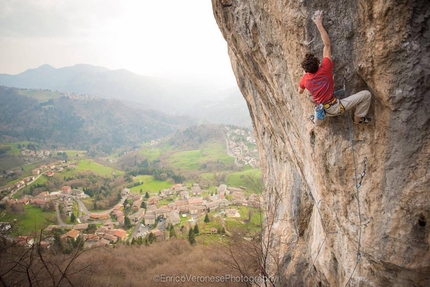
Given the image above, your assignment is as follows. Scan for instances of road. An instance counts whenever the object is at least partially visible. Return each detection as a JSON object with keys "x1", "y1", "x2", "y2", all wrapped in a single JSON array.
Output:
[
  {"x1": 75, "y1": 196, "x2": 127, "y2": 216},
  {"x1": 54, "y1": 202, "x2": 73, "y2": 227},
  {"x1": 132, "y1": 223, "x2": 149, "y2": 239}
]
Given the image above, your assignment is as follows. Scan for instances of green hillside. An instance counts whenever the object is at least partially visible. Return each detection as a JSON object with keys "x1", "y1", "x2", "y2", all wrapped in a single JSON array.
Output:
[{"x1": 0, "y1": 86, "x2": 196, "y2": 154}]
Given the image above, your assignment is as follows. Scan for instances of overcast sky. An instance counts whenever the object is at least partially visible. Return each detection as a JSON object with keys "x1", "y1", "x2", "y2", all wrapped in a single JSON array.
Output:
[{"x1": 0, "y1": 0, "x2": 237, "y2": 88}]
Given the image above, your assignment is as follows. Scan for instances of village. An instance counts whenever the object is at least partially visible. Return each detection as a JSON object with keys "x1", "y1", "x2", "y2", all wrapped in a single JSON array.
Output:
[
  {"x1": 0, "y1": 126, "x2": 261, "y2": 250},
  {"x1": 1, "y1": 180, "x2": 262, "y2": 250}
]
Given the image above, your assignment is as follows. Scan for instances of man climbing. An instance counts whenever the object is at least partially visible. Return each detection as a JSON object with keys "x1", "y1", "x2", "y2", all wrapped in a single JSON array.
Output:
[{"x1": 298, "y1": 10, "x2": 372, "y2": 126}]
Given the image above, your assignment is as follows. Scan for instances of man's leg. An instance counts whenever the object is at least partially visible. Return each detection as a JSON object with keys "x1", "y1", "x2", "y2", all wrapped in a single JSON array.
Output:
[{"x1": 340, "y1": 90, "x2": 372, "y2": 122}]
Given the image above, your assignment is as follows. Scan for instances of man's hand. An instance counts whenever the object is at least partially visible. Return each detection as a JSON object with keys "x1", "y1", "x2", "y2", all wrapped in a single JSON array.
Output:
[
  {"x1": 312, "y1": 10, "x2": 331, "y2": 59},
  {"x1": 312, "y1": 10, "x2": 323, "y2": 26}
]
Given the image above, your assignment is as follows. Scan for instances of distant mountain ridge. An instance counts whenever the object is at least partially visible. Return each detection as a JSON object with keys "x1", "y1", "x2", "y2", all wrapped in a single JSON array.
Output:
[
  {"x1": 0, "y1": 64, "x2": 251, "y2": 127},
  {"x1": 0, "y1": 86, "x2": 196, "y2": 153}
]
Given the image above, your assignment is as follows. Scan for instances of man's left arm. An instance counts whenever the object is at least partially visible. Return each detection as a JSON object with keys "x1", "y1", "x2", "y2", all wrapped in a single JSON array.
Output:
[{"x1": 298, "y1": 87, "x2": 305, "y2": 94}]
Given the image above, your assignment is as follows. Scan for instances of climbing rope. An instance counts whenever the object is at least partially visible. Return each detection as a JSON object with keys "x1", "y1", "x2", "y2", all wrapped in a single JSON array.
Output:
[{"x1": 344, "y1": 78, "x2": 367, "y2": 287}]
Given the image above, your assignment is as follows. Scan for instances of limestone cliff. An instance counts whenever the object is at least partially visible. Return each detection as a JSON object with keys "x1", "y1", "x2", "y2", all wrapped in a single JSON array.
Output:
[{"x1": 212, "y1": 0, "x2": 430, "y2": 286}]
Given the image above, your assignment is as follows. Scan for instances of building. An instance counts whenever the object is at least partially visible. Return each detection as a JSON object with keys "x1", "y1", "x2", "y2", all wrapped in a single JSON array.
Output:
[
  {"x1": 65, "y1": 229, "x2": 80, "y2": 240},
  {"x1": 113, "y1": 229, "x2": 127, "y2": 241}
]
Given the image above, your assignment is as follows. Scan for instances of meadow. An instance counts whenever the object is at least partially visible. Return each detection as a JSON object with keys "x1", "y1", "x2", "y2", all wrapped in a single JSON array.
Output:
[
  {"x1": 0, "y1": 204, "x2": 56, "y2": 235},
  {"x1": 130, "y1": 175, "x2": 172, "y2": 194},
  {"x1": 168, "y1": 142, "x2": 235, "y2": 170},
  {"x1": 61, "y1": 160, "x2": 124, "y2": 178}
]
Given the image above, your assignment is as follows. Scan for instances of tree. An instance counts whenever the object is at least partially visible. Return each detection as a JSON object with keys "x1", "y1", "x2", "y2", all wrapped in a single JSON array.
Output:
[
  {"x1": 204, "y1": 214, "x2": 210, "y2": 223},
  {"x1": 170, "y1": 228, "x2": 177, "y2": 238},
  {"x1": 188, "y1": 228, "x2": 196, "y2": 245},
  {"x1": 193, "y1": 224, "x2": 199, "y2": 235},
  {"x1": 124, "y1": 216, "x2": 131, "y2": 229},
  {"x1": 140, "y1": 201, "x2": 146, "y2": 209},
  {"x1": 70, "y1": 213, "x2": 76, "y2": 223},
  {"x1": 145, "y1": 192, "x2": 149, "y2": 199}
]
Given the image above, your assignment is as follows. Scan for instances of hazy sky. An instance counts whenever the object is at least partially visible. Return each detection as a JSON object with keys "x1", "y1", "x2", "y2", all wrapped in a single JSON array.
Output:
[{"x1": 0, "y1": 0, "x2": 237, "y2": 88}]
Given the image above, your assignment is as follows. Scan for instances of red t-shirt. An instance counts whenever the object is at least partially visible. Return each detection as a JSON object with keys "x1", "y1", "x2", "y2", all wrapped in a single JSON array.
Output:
[{"x1": 299, "y1": 57, "x2": 334, "y2": 104}]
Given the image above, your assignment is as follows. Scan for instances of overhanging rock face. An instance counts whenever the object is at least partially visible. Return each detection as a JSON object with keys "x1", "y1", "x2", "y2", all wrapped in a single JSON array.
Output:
[{"x1": 212, "y1": 1, "x2": 430, "y2": 286}]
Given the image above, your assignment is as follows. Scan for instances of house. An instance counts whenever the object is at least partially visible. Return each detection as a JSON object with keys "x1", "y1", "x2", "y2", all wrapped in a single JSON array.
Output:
[
  {"x1": 65, "y1": 229, "x2": 80, "y2": 240},
  {"x1": 113, "y1": 209, "x2": 124, "y2": 218},
  {"x1": 103, "y1": 233, "x2": 117, "y2": 243},
  {"x1": 179, "y1": 190, "x2": 189, "y2": 200},
  {"x1": 97, "y1": 238, "x2": 111, "y2": 246},
  {"x1": 189, "y1": 206, "x2": 199, "y2": 215},
  {"x1": 32, "y1": 168, "x2": 41, "y2": 176},
  {"x1": 217, "y1": 184, "x2": 228, "y2": 195},
  {"x1": 49, "y1": 191, "x2": 61, "y2": 197},
  {"x1": 187, "y1": 197, "x2": 203, "y2": 206},
  {"x1": 191, "y1": 184, "x2": 202, "y2": 196},
  {"x1": 83, "y1": 234, "x2": 99, "y2": 242},
  {"x1": 16, "y1": 180, "x2": 25, "y2": 188},
  {"x1": 61, "y1": 186, "x2": 72, "y2": 194},
  {"x1": 113, "y1": 229, "x2": 127, "y2": 241},
  {"x1": 117, "y1": 215, "x2": 125, "y2": 225},
  {"x1": 89, "y1": 213, "x2": 109, "y2": 220},
  {"x1": 167, "y1": 211, "x2": 180, "y2": 226},
  {"x1": 0, "y1": 222, "x2": 12, "y2": 232},
  {"x1": 129, "y1": 208, "x2": 145, "y2": 223},
  {"x1": 96, "y1": 226, "x2": 108, "y2": 236},
  {"x1": 210, "y1": 227, "x2": 218, "y2": 234},
  {"x1": 45, "y1": 171, "x2": 54, "y2": 177},
  {"x1": 113, "y1": 204, "x2": 124, "y2": 211},
  {"x1": 205, "y1": 201, "x2": 221, "y2": 211},
  {"x1": 175, "y1": 205, "x2": 188, "y2": 213},
  {"x1": 9, "y1": 197, "x2": 30, "y2": 205},
  {"x1": 15, "y1": 236, "x2": 34, "y2": 247},
  {"x1": 174, "y1": 200, "x2": 188, "y2": 207},
  {"x1": 170, "y1": 184, "x2": 185, "y2": 192},
  {"x1": 231, "y1": 190, "x2": 245, "y2": 200},
  {"x1": 30, "y1": 198, "x2": 48, "y2": 208},
  {"x1": 150, "y1": 229, "x2": 162, "y2": 237},
  {"x1": 74, "y1": 223, "x2": 88, "y2": 231},
  {"x1": 147, "y1": 196, "x2": 159, "y2": 206},
  {"x1": 131, "y1": 200, "x2": 141, "y2": 211},
  {"x1": 144, "y1": 211, "x2": 156, "y2": 225}
]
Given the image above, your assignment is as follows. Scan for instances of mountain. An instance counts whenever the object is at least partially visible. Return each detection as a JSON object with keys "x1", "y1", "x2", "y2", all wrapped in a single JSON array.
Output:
[
  {"x1": 0, "y1": 64, "x2": 252, "y2": 127},
  {"x1": 214, "y1": 0, "x2": 430, "y2": 286},
  {"x1": 0, "y1": 86, "x2": 196, "y2": 153}
]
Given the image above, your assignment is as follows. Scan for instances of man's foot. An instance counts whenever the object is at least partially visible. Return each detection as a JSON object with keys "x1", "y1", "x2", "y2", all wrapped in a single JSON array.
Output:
[
  {"x1": 220, "y1": 0, "x2": 232, "y2": 7},
  {"x1": 354, "y1": 117, "x2": 372, "y2": 125}
]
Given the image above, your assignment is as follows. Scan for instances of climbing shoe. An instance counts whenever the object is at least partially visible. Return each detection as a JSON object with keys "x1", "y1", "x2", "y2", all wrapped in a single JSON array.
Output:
[{"x1": 354, "y1": 117, "x2": 372, "y2": 125}]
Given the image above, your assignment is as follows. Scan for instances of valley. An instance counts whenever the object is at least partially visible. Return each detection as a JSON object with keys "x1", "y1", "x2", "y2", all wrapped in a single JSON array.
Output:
[{"x1": 0, "y1": 123, "x2": 262, "y2": 249}]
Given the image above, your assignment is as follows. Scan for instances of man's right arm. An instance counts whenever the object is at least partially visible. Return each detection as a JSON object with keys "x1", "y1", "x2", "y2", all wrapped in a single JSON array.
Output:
[{"x1": 313, "y1": 11, "x2": 331, "y2": 59}]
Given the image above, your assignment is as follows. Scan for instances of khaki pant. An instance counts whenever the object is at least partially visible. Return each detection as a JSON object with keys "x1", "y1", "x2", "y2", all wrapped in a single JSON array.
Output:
[{"x1": 314, "y1": 90, "x2": 372, "y2": 125}]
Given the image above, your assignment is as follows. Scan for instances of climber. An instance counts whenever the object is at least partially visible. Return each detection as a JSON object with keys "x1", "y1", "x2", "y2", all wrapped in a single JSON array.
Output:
[
  {"x1": 298, "y1": 10, "x2": 372, "y2": 126},
  {"x1": 220, "y1": 0, "x2": 232, "y2": 7}
]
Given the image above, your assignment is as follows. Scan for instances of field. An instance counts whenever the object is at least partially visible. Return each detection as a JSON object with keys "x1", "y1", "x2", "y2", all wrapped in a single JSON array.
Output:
[
  {"x1": 226, "y1": 168, "x2": 262, "y2": 190},
  {"x1": 12, "y1": 175, "x2": 48, "y2": 199},
  {"x1": 61, "y1": 160, "x2": 124, "y2": 178},
  {"x1": 130, "y1": 175, "x2": 172, "y2": 194},
  {"x1": 0, "y1": 204, "x2": 56, "y2": 235},
  {"x1": 168, "y1": 142, "x2": 235, "y2": 170}
]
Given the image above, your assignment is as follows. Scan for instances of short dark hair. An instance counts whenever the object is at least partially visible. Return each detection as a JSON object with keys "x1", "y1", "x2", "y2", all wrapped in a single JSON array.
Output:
[{"x1": 301, "y1": 53, "x2": 320, "y2": 73}]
